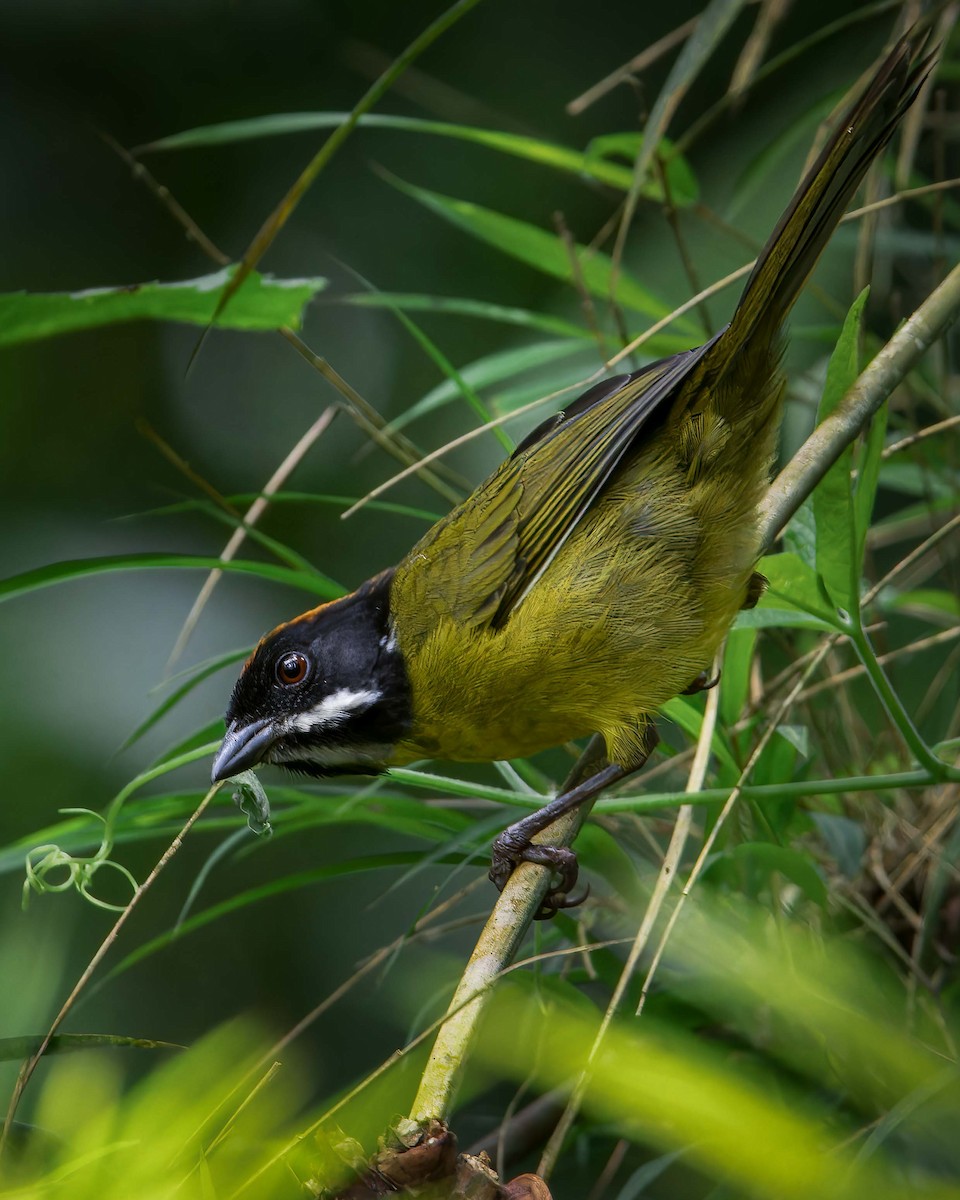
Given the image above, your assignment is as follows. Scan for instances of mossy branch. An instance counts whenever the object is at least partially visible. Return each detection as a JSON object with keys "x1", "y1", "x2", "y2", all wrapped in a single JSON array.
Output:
[{"x1": 407, "y1": 259, "x2": 960, "y2": 1128}]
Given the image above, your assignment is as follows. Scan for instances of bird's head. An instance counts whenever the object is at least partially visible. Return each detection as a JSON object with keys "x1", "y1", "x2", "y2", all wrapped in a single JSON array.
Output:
[{"x1": 210, "y1": 570, "x2": 410, "y2": 782}]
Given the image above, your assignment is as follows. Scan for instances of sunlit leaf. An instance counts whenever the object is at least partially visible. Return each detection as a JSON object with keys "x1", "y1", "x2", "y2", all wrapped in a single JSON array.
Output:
[{"x1": 0, "y1": 269, "x2": 326, "y2": 345}]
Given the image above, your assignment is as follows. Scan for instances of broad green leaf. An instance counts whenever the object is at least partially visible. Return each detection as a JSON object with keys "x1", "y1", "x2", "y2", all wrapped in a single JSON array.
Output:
[
  {"x1": 757, "y1": 552, "x2": 838, "y2": 626},
  {"x1": 382, "y1": 172, "x2": 698, "y2": 330},
  {"x1": 734, "y1": 606, "x2": 834, "y2": 631},
  {"x1": 0, "y1": 554, "x2": 341, "y2": 605},
  {"x1": 731, "y1": 842, "x2": 827, "y2": 907},
  {"x1": 141, "y1": 112, "x2": 698, "y2": 204},
  {"x1": 782, "y1": 500, "x2": 817, "y2": 570},
  {"x1": 0, "y1": 268, "x2": 327, "y2": 346},
  {"x1": 813, "y1": 288, "x2": 869, "y2": 613}
]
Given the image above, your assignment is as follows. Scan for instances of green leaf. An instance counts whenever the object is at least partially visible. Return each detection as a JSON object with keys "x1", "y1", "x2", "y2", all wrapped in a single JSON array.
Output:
[
  {"x1": 140, "y1": 112, "x2": 698, "y2": 205},
  {"x1": 783, "y1": 498, "x2": 817, "y2": 570},
  {"x1": 584, "y1": 132, "x2": 699, "y2": 205},
  {"x1": 382, "y1": 171, "x2": 698, "y2": 330},
  {"x1": 775, "y1": 724, "x2": 810, "y2": 759},
  {"x1": 0, "y1": 553, "x2": 341, "y2": 605},
  {"x1": 720, "y1": 627, "x2": 757, "y2": 726},
  {"x1": 757, "y1": 552, "x2": 838, "y2": 626},
  {"x1": 731, "y1": 842, "x2": 827, "y2": 907},
  {"x1": 813, "y1": 288, "x2": 869, "y2": 613},
  {"x1": 734, "y1": 606, "x2": 835, "y2": 631},
  {"x1": 0, "y1": 268, "x2": 327, "y2": 346},
  {"x1": 336, "y1": 291, "x2": 591, "y2": 339},
  {"x1": 0, "y1": 1034, "x2": 182, "y2": 1061},
  {"x1": 659, "y1": 696, "x2": 739, "y2": 775}
]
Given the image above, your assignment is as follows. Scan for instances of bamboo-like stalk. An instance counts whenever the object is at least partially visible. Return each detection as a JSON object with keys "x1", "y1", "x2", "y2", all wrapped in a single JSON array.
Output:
[{"x1": 406, "y1": 258, "x2": 960, "y2": 1128}]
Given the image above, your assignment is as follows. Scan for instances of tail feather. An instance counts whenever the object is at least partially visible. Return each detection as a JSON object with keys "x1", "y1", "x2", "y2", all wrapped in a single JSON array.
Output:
[{"x1": 726, "y1": 33, "x2": 931, "y2": 352}]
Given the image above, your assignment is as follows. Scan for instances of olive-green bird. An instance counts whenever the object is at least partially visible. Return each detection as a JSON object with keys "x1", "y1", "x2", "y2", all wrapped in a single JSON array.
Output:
[{"x1": 212, "y1": 36, "x2": 928, "y2": 914}]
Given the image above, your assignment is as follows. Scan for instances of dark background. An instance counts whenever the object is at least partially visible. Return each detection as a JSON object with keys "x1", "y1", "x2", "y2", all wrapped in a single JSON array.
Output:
[{"x1": 0, "y1": 0, "x2": 944, "y2": 1161}]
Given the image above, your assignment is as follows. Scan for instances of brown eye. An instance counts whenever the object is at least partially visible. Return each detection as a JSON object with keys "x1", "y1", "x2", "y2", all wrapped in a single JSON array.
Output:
[{"x1": 275, "y1": 652, "x2": 309, "y2": 686}]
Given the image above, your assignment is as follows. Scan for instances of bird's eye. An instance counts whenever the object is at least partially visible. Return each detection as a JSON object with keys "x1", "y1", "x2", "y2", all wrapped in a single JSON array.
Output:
[{"x1": 275, "y1": 652, "x2": 309, "y2": 686}]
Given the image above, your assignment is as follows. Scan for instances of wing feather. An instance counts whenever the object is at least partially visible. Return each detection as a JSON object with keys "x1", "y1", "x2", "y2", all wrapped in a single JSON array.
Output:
[{"x1": 394, "y1": 339, "x2": 718, "y2": 644}]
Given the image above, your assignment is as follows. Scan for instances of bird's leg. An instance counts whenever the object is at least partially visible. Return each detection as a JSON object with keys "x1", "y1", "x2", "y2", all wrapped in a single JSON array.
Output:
[{"x1": 490, "y1": 723, "x2": 658, "y2": 919}]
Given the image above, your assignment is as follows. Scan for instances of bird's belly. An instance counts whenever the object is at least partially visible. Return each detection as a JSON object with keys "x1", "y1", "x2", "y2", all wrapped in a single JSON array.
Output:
[{"x1": 397, "y1": 458, "x2": 762, "y2": 767}]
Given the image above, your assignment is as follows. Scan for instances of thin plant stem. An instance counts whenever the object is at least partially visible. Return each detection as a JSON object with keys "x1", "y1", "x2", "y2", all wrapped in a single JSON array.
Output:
[{"x1": 537, "y1": 657, "x2": 722, "y2": 1180}]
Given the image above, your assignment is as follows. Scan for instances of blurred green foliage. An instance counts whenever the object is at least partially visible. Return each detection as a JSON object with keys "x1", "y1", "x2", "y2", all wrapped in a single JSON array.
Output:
[{"x1": 1, "y1": 1, "x2": 958, "y2": 1196}]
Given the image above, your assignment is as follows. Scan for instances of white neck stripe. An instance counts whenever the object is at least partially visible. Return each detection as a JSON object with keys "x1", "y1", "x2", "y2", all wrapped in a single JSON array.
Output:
[{"x1": 287, "y1": 687, "x2": 382, "y2": 735}]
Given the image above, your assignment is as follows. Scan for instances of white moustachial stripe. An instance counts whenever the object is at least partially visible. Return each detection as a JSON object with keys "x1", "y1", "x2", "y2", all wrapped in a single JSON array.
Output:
[{"x1": 288, "y1": 687, "x2": 382, "y2": 735}]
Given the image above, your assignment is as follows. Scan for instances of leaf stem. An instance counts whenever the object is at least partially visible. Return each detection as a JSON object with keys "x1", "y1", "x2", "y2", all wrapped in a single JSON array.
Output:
[{"x1": 841, "y1": 611, "x2": 947, "y2": 778}]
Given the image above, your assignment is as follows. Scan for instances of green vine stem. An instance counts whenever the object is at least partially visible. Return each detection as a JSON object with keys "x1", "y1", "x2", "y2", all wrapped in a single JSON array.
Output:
[{"x1": 840, "y1": 609, "x2": 948, "y2": 778}]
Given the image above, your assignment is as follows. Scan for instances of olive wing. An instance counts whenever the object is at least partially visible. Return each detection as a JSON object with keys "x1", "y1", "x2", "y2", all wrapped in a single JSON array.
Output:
[{"x1": 393, "y1": 343, "x2": 715, "y2": 644}]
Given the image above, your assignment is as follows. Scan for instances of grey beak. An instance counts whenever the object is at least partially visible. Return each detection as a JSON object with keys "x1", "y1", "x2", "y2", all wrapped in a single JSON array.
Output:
[{"x1": 211, "y1": 717, "x2": 276, "y2": 782}]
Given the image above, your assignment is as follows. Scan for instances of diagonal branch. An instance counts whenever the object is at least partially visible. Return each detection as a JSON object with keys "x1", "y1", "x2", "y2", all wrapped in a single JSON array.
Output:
[{"x1": 406, "y1": 256, "x2": 960, "y2": 1130}]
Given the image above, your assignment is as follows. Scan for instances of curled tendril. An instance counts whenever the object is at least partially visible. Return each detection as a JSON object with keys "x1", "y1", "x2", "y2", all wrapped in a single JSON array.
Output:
[{"x1": 22, "y1": 809, "x2": 139, "y2": 913}]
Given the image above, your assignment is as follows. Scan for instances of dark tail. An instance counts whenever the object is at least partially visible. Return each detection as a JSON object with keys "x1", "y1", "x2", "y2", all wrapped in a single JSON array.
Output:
[{"x1": 720, "y1": 34, "x2": 930, "y2": 363}]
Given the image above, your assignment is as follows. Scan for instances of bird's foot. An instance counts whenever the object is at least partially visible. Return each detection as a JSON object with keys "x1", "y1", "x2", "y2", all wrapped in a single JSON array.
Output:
[{"x1": 489, "y1": 826, "x2": 587, "y2": 919}]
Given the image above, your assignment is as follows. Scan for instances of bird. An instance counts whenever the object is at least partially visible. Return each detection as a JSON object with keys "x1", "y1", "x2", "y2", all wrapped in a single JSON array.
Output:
[{"x1": 211, "y1": 35, "x2": 928, "y2": 916}]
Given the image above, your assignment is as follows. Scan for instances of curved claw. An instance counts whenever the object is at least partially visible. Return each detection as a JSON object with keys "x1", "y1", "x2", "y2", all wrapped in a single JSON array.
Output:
[
  {"x1": 489, "y1": 832, "x2": 586, "y2": 920},
  {"x1": 535, "y1": 881, "x2": 590, "y2": 921}
]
